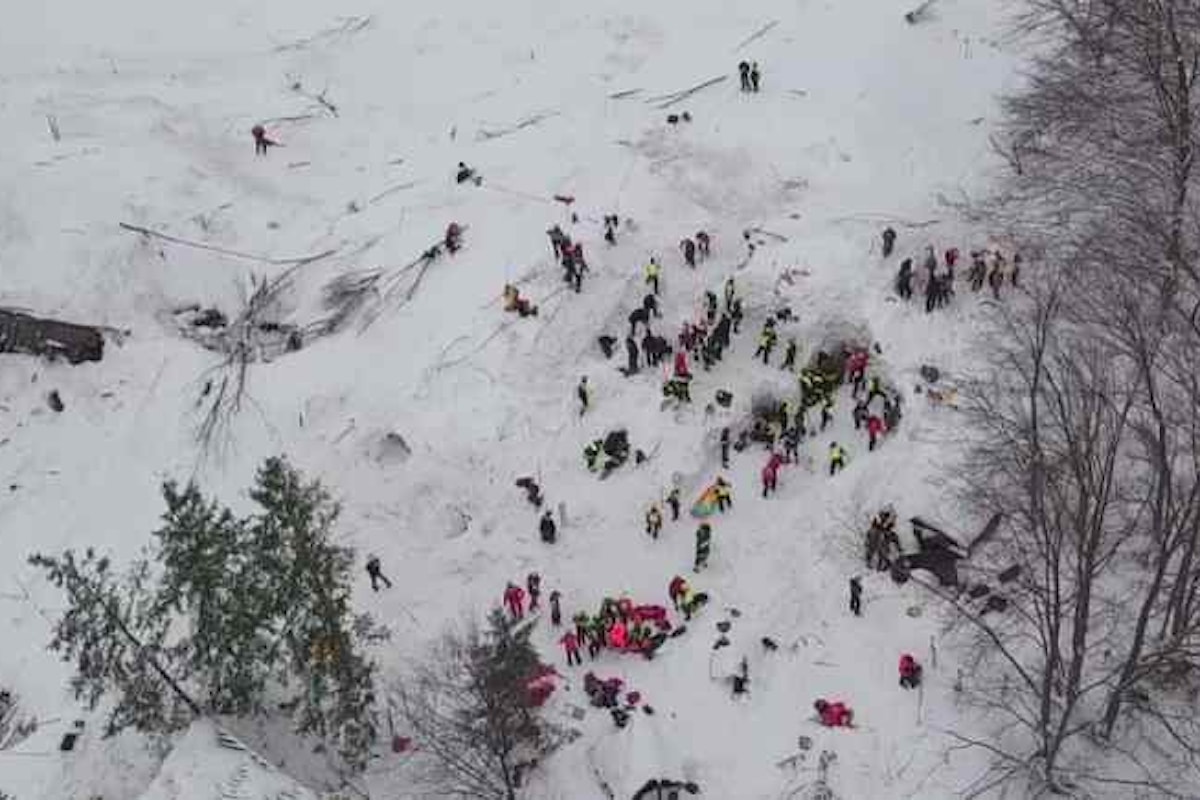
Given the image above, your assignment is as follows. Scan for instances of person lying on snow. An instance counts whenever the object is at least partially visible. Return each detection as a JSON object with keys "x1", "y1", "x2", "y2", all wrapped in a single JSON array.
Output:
[{"x1": 814, "y1": 698, "x2": 854, "y2": 727}]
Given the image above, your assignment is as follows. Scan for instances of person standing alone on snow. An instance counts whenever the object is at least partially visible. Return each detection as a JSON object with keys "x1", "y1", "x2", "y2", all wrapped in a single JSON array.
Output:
[
  {"x1": 848, "y1": 576, "x2": 863, "y2": 617},
  {"x1": 645, "y1": 504, "x2": 664, "y2": 539},
  {"x1": 577, "y1": 376, "x2": 590, "y2": 416},
  {"x1": 667, "y1": 487, "x2": 681, "y2": 520},
  {"x1": 540, "y1": 510, "x2": 558, "y2": 544},
  {"x1": 252, "y1": 124, "x2": 278, "y2": 156},
  {"x1": 365, "y1": 555, "x2": 392, "y2": 591},
  {"x1": 881, "y1": 226, "x2": 897, "y2": 258}
]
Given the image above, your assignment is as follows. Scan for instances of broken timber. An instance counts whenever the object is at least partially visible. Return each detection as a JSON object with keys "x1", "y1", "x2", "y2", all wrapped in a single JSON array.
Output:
[
  {"x1": 119, "y1": 222, "x2": 335, "y2": 266},
  {"x1": 646, "y1": 75, "x2": 728, "y2": 109},
  {"x1": 0, "y1": 309, "x2": 105, "y2": 364},
  {"x1": 732, "y1": 20, "x2": 779, "y2": 52}
]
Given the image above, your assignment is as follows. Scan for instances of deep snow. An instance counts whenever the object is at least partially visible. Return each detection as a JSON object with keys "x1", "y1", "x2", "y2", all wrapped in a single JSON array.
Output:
[{"x1": 0, "y1": 1, "x2": 1020, "y2": 797}]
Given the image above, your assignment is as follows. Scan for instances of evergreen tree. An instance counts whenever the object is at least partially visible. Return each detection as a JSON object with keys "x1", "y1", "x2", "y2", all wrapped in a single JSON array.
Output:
[{"x1": 29, "y1": 456, "x2": 380, "y2": 769}]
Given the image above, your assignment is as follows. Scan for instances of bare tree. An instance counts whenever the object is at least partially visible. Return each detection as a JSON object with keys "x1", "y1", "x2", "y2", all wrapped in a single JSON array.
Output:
[
  {"x1": 393, "y1": 610, "x2": 561, "y2": 800},
  {"x1": 950, "y1": 0, "x2": 1200, "y2": 792}
]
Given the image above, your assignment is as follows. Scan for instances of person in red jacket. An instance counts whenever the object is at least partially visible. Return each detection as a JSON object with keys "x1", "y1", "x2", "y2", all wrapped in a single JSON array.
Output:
[
  {"x1": 762, "y1": 451, "x2": 783, "y2": 497},
  {"x1": 674, "y1": 349, "x2": 691, "y2": 380},
  {"x1": 668, "y1": 575, "x2": 689, "y2": 610},
  {"x1": 504, "y1": 582, "x2": 526, "y2": 619},
  {"x1": 846, "y1": 350, "x2": 870, "y2": 397},
  {"x1": 561, "y1": 631, "x2": 582, "y2": 666},
  {"x1": 814, "y1": 699, "x2": 854, "y2": 727},
  {"x1": 867, "y1": 414, "x2": 885, "y2": 451},
  {"x1": 899, "y1": 654, "x2": 922, "y2": 689},
  {"x1": 444, "y1": 222, "x2": 463, "y2": 254}
]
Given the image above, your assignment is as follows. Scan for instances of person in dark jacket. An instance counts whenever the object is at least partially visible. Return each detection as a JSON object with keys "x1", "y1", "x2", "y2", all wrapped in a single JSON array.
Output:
[
  {"x1": 896, "y1": 258, "x2": 914, "y2": 300},
  {"x1": 252, "y1": 124, "x2": 278, "y2": 156},
  {"x1": 629, "y1": 306, "x2": 651, "y2": 337},
  {"x1": 366, "y1": 555, "x2": 392, "y2": 591},
  {"x1": 625, "y1": 336, "x2": 639, "y2": 375},
  {"x1": 681, "y1": 237, "x2": 697, "y2": 268},
  {"x1": 849, "y1": 576, "x2": 863, "y2": 616},
  {"x1": 881, "y1": 226, "x2": 897, "y2": 258},
  {"x1": 643, "y1": 293, "x2": 661, "y2": 319},
  {"x1": 540, "y1": 510, "x2": 557, "y2": 543},
  {"x1": 667, "y1": 487, "x2": 681, "y2": 520}
]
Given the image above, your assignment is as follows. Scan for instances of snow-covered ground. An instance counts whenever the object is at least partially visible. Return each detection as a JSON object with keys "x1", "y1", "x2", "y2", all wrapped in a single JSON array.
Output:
[{"x1": 1, "y1": 1, "x2": 1019, "y2": 797}]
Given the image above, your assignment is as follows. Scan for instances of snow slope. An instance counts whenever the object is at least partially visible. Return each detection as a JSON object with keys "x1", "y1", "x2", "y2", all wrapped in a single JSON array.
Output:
[{"x1": 0, "y1": 0, "x2": 1017, "y2": 797}]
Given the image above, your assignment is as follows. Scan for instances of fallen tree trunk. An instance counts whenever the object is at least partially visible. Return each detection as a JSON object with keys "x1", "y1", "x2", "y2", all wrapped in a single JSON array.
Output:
[
  {"x1": 0, "y1": 309, "x2": 104, "y2": 364},
  {"x1": 119, "y1": 222, "x2": 336, "y2": 266},
  {"x1": 648, "y1": 75, "x2": 728, "y2": 109}
]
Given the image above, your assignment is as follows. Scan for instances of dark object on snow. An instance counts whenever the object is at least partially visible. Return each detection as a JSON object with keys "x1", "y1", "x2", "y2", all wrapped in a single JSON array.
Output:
[
  {"x1": 0, "y1": 309, "x2": 104, "y2": 364},
  {"x1": 515, "y1": 476, "x2": 544, "y2": 507},
  {"x1": 604, "y1": 430, "x2": 631, "y2": 462},
  {"x1": 193, "y1": 307, "x2": 228, "y2": 328},
  {"x1": 905, "y1": 0, "x2": 936, "y2": 24},
  {"x1": 761, "y1": 637, "x2": 778, "y2": 651},
  {"x1": 911, "y1": 517, "x2": 967, "y2": 556},
  {"x1": 59, "y1": 720, "x2": 84, "y2": 752},
  {"x1": 666, "y1": 112, "x2": 692, "y2": 124},
  {"x1": 599, "y1": 335, "x2": 617, "y2": 358},
  {"x1": 715, "y1": 389, "x2": 733, "y2": 408},
  {"x1": 967, "y1": 584, "x2": 990, "y2": 600},
  {"x1": 902, "y1": 517, "x2": 967, "y2": 586},
  {"x1": 456, "y1": 162, "x2": 481, "y2": 185},
  {"x1": 997, "y1": 564, "x2": 1021, "y2": 584},
  {"x1": 716, "y1": 620, "x2": 732, "y2": 634},
  {"x1": 47, "y1": 390, "x2": 64, "y2": 413},
  {"x1": 633, "y1": 779, "x2": 701, "y2": 800},
  {"x1": 983, "y1": 595, "x2": 1009, "y2": 614},
  {"x1": 919, "y1": 364, "x2": 940, "y2": 383},
  {"x1": 968, "y1": 511, "x2": 1004, "y2": 555}
]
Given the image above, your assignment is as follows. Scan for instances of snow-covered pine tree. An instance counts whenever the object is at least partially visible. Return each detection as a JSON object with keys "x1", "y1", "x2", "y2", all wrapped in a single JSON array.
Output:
[
  {"x1": 29, "y1": 456, "x2": 381, "y2": 770},
  {"x1": 27, "y1": 548, "x2": 191, "y2": 737},
  {"x1": 153, "y1": 480, "x2": 270, "y2": 718},
  {"x1": 247, "y1": 456, "x2": 380, "y2": 769}
]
